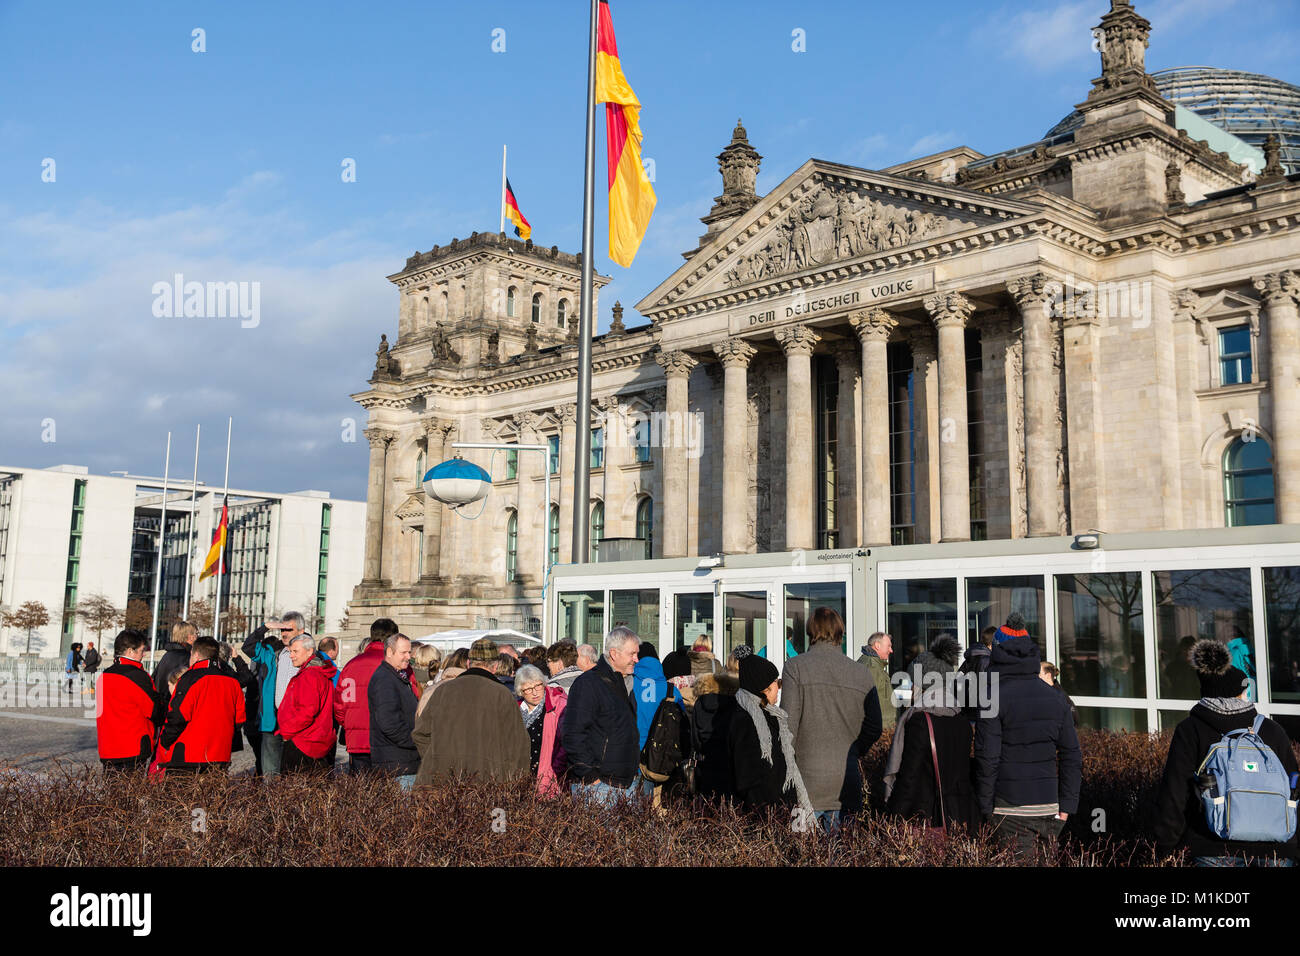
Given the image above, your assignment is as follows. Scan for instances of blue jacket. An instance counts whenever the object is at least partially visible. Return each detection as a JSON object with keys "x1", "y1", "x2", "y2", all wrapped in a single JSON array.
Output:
[
  {"x1": 561, "y1": 656, "x2": 640, "y2": 787},
  {"x1": 974, "y1": 636, "x2": 1081, "y2": 816},
  {"x1": 242, "y1": 627, "x2": 284, "y2": 733},
  {"x1": 632, "y1": 658, "x2": 681, "y2": 750}
]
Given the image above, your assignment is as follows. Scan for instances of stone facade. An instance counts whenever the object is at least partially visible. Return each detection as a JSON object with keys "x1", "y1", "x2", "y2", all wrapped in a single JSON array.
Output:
[{"x1": 348, "y1": 0, "x2": 1300, "y2": 638}]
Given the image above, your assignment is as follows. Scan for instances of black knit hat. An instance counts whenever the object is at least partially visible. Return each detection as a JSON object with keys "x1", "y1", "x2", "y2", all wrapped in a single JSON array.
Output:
[
  {"x1": 1191, "y1": 640, "x2": 1249, "y2": 699},
  {"x1": 661, "y1": 650, "x2": 691, "y2": 680},
  {"x1": 639, "y1": 641, "x2": 659, "y2": 661},
  {"x1": 739, "y1": 655, "x2": 779, "y2": 695}
]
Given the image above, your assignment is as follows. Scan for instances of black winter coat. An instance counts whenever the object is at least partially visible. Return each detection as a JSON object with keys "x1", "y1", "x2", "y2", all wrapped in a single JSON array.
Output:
[
  {"x1": 561, "y1": 657, "x2": 639, "y2": 786},
  {"x1": 367, "y1": 661, "x2": 419, "y2": 775},
  {"x1": 887, "y1": 711, "x2": 977, "y2": 833},
  {"x1": 152, "y1": 642, "x2": 190, "y2": 699},
  {"x1": 974, "y1": 636, "x2": 1082, "y2": 816},
  {"x1": 1153, "y1": 704, "x2": 1298, "y2": 862},
  {"x1": 83, "y1": 647, "x2": 102, "y2": 672},
  {"x1": 693, "y1": 693, "x2": 738, "y2": 799},
  {"x1": 728, "y1": 704, "x2": 797, "y2": 811}
]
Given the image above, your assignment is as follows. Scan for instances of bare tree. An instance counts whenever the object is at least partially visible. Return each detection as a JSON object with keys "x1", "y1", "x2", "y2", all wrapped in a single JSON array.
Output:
[
  {"x1": 188, "y1": 598, "x2": 214, "y2": 636},
  {"x1": 220, "y1": 604, "x2": 248, "y2": 639},
  {"x1": 7, "y1": 601, "x2": 51, "y2": 655},
  {"x1": 76, "y1": 594, "x2": 123, "y2": 644},
  {"x1": 123, "y1": 599, "x2": 154, "y2": 633}
]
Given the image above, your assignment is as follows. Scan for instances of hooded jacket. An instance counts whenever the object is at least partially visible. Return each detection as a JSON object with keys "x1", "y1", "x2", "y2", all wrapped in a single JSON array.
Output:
[
  {"x1": 96, "y1": 656, "x2": 159, "y2": 763},
  {"x1": 633, "y1": 657, "x2": 678, "y2": 750},
  {"x1": 688, "y1": 650, "x2": 722, "y2": 679},
  {"x1": 1153, "y1": 702, "x2": 1298, "y2": 861},
  {"x1": 333, "y1": 640, "x2": 385, "y2": 754},
  {"x1": 561, "y1": 656, "x2": 640, "y2": 787},
  {"x1": 367, "y1": 660, "x2": 420, "y2": 775},
  {"x1": 692, "y1": 672, "x2": 739, "y2": 798},
  {"x1": 158, "y1": 659, "x2": 246, "y2": 768},
  {"x1": 275, "y1": 655, "x2": 340, "y2": 759},
  {"x1": 973, "y1": 635, "x2": 1081, "y2": 817}
]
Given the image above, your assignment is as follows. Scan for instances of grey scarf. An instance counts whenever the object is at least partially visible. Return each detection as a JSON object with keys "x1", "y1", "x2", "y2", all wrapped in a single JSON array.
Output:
[
  {"x1": 735, "y1": 689, "x2": 814, "y2": 815},
  {"x1": 1199, "y1": 696, "x2": 1255, "y2": 715}
]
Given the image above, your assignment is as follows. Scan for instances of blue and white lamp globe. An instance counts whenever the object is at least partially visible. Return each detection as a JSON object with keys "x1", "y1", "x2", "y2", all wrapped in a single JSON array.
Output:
[{"x1": 423, "y1": 457, "x2": 492, "y2": 507}]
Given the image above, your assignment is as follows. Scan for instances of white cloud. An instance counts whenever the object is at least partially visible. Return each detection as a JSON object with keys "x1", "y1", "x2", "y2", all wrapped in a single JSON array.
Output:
[
  {"x1": 907, "y1": 131, "x2": 960, "y2": 157},
  {"x1": 979, "y1": 1, "x2": 1098, "y2": 71}
]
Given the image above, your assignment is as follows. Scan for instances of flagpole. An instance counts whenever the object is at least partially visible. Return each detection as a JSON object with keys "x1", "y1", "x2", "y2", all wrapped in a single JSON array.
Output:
[
  {"x1": 213, "y1": 417, "x2": 231, "y2": 642},
  {"x1": 181, "y1": 424, "x2": 200, "y2": 618},
  {"x1": 148, "y1": 432, "x2": 172, "y2": 659},
  {"x1": 572, "y1": 0, "x2": 598, "y2": 564},
  {"x1": 500, "y1": 144, "x2": 508, "y2": 234}
]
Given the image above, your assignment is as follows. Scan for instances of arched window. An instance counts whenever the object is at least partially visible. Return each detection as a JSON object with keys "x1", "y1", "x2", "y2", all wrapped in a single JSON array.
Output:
[
  {"x1": 506, "y1": 510, "x2": 518, "y2": 582},
  {"x1": 548, "y1": 505, "x2": 560, "y2": 569},
  {"x1": 415, "y1": 449, "x2": 425, "y2": 485},
  {"x1": 1224, "y1": 436, "x2": 1275, "y2": 526},
  {"x1": 557, "y1": 299, "x2": 568, "y2": 329},
  {"x1": 531, "y1": 292, "x2": 542, "y2": 324},
  {"x1": 636, "y1": 496, "x2": 653, "y2": 559},
  {"x1": 589, "y1": 501, "x2": 604, "y2": 563},
  {"x1": 439, "y1": 290, "x2": 448, "y2": 320},
  {"x1": 506, "y1": 286, "x2": 517, "y2": 318}
]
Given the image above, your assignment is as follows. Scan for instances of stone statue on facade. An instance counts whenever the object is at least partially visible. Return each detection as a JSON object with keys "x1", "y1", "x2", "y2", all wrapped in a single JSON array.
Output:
[{"x1": 373, "y1": 333, "x2": 399, "y2": 381}]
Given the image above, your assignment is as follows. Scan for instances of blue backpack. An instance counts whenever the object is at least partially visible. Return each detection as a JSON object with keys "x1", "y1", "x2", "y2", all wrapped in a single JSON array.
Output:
[{"x1": 1195, "y1": 715, "x2": 1298, "y2": 843}]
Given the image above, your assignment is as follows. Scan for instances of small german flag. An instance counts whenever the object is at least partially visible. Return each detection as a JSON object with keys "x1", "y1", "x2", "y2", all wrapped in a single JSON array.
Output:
[{"x1": 504, "y1": 179, "x2": 531, "y2": 240}]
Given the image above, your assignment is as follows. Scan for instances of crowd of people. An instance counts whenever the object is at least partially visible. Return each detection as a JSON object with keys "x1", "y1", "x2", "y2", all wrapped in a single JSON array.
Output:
[{"x1": 92, "y1": 606, "x2": 1298, "y2": 865}]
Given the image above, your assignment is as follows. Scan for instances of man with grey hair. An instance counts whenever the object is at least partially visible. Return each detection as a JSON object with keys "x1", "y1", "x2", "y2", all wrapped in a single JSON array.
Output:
[
  {"x1": 562, "y1": 627, "x2": 642, "y2": 806},
  {"x1": 856, "y1": 631, "x2": 897, "y2": 729},
  {"x1": 576, "y1": 644, "x2": 599, "y2": 672},
  {"x1": 242, "y1": 610, "x2": 310, "y2": 777}
]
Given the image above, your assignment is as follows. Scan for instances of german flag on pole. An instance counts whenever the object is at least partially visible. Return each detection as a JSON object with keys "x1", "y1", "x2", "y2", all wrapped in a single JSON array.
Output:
[
  {"x1": 595, "y1": 0, "x2": 656, "y2": 267},
  {"x1": 504, "y1": 179, "x2": 531, "y2": 240},
  {"x1": 199, "y1": 503, "x2": 228, "y2": 581}
]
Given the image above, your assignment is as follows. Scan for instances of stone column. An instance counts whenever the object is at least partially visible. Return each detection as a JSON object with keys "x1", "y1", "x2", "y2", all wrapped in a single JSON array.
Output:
[
  {"x1": 1255, "y1": 271, "x2": 1300, "y2": 522},
  {"x1": 911, "y1": 329, "x2": 940, "y2": 543},
  {"x1": 555, "y1": 403, "x2": 578, "y2": 565},
  {"x1": 851, "y1": 308, "x2": 898, "y2": 545},
  {"x1": 361, "y1": 427, "x2": 395, "y2": 586},
  {"x1": 597, "y1": 398, "x2": 628, "y2": 538},
  {"x1": 1007, "y1": 273, "x2": 1063, "y2": 537},
  {"x1": 1061, "y1": 294, "x2": 1104, "y2": 533},
  {"x1": 775, "y1": 324, "x2": 821, "y2": 550},
  {"x1": 419, "y1": 417, "x2": 454, "y2": 583},
  {"x1": 924, "y1": 292, "x2": 974, "y2": 542},
  {"x1": 513, "y1": 411, "x2": 543, "y2": 586},
  {"x1": 831, "y1": 343, "x2": 860, "y2": 549},
  {"x1": 713, "y1": 340, "x2": 758, "y2": 554},
  {"x1": 655, "y1": 350, "x2": 698, "y2": 557}
]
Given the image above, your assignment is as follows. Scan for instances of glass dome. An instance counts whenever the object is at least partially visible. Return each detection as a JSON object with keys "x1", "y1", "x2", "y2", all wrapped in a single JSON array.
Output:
[{"x1": 1046, "y1": 66, "x2": 1300, "y2": 174}]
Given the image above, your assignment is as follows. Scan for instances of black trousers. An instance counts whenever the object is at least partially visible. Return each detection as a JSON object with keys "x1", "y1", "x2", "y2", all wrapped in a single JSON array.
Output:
[
  {"x1": 347, "y1": 752, "x2": 373, "y2": 775},
  {"x1": 282, "y1": 739, "x2": 327, "y2": 774},
  {"x1": 101, "y1": 756, "x2": 149, "y2": 773},
  {"x1": 244, "y1": 726, "x2": 263, "y2": 776}
]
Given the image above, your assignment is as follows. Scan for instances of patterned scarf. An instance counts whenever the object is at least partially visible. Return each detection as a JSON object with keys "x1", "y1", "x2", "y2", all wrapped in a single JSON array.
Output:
[
  {"x1": 521, "y1": 698, "x2": 545, "y2": 728},
  {"x1": 735, "y1": 688, "x2": 814, "y2": 816}
]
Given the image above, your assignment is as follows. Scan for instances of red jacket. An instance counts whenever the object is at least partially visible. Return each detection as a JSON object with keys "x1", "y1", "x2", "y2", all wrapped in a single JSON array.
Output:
[
  {"x1": 333, "y1": 641, "x2": 384, "y2": 754},
  {"x1": 159, "y1": 659, "x2": 246, "y2": 767},
  {"x1": 276, "y1": 657, "x2": 340, "y2": 758},
  {"x1": 96, "y1": 657, "x2": 159, "y2": 761}
]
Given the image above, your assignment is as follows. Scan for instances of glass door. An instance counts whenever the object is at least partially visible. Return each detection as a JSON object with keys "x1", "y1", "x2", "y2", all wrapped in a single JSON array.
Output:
[
  {"x1": 722, "y1": 589, "x2": 769, "y2": 662},
  {"x1": 672, "y1": 591, "x2": 715, "y2": 652}
]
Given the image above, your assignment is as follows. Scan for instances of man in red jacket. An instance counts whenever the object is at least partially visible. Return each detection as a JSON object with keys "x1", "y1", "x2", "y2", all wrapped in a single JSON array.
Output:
[
  {"x1": 277, "y1": 635, "x2": 339, "y2": 773},
  {"x1": 158, "y1": 636, "x2": 246, "y2": 773},
  {"x1": 333, "y1": 618, "x2": 399, "y2": 774},
  {"x1": 96, "y1": 629, "x2": 160, "y2": 772}
]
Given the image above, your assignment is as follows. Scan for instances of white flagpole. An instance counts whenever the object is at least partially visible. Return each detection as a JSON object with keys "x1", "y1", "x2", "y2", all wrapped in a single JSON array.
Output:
[
  {"x1": 148, "y1": 432, "x2": 172, "y2": 658},
  {"x1": 213, "y1": 418, "x2": 231, "y2": 642},
  {"x1": 182, "y1": 423, "x2": 200, "y2": 618},
  {"x1": 500, "y1": 144, "x2": 507, "y2": 234}
]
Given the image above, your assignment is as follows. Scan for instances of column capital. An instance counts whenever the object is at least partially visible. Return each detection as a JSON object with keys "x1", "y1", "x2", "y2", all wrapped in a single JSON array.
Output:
[
  {"x1": 512, "y1": 410, "x2": 544, "y2": 435},
  {"x1": 654, "y1": 348, "x2": 699, "y2": 378},
  {"x1": 849, "y1": 307, "x2": 898, "y2": 342},
  {"x1": 1060, "y1": 290, "x2": 1099, "y2": 328},
  {"x1": 554, "y1": 402, "x2": 578, "y2": 425},
  {"x1": 363, "y1": 427, "x2": 397, "y2": 448},
  {"x1": 1006, "y1": 272, "x2": 1061, "y2": 309},
  {"x1": 923, "y1": 291, "x2": 975, "y2": 329},
  {"x1": 1253, "y1": 271, "x2": 1300, "y2": 308},
  {"x1": 1169, "y1": 288, "x2": 1200, "y2": 316},
  {"x1": 420, "y1": 415, "x2": 455, "y2": 441},
  {"x1": 712, "y1": 339, "x2": 758, "y2": 368},
  {"x1": 774, "y1": 324, "x2": 821, "y2": 356}
]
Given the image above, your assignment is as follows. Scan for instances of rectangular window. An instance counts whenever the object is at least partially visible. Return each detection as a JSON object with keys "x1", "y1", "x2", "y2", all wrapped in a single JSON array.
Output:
[
  {"x1": 548, "y1": 435, "x2": 560, "y2": 474},
  {"x1": 966, "y1": 328, "x2": 986, "y2": 541},
  {"x1": 1055, "y1": 572, "x2": 1146, "y2": 698},
  {"x1": 1219, "y1": 325, "x2": 1252, "y2": 385},
  {"x1": 1263, "y1": 566, "x2": 1299, "y2": 704},
  {"x1": 886, "y1": 578, "x2": 957, "y2": 678},
  {"x1": 590, "y1": 428, "x2": 604, "y2": 470},
  {"x1": 967, "y1": 575, "x2": 1047, "y2": 660},
  {"x1": 610, "y1": 588, "x2": 659, "y2": 651},
  {"x1": 785, "y1": 581, "x2": 848, "y2": 657},
  {"x1": 888, "y1": 344, "x2": 916, "y2": 545},
  {"x1": 506, "y1": 449, "x2": 518, "y2": 480},
  {"x1": 815, "y1": 356, "x2": 838, "y2": 549},
  {"x1": 558, "y1": 590, "x2": 605, "y2": 650},
  {"x1": 634, "y1": 417, "x2": 651, "y2": 463},
  {"x1": 673, "y1": 592, "x2": 714, "y2": 652},
  {"x1": 1153, "y1": 568, "x2": 1254, "y2": 701}
]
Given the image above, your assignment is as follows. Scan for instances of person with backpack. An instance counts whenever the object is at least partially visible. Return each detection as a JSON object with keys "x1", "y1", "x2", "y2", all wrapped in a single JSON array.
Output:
[
  {"x1": 637, "y1": 652, "x2": 689, "y2": 806},
  {"x1": 1153, "y1": 640, "x2": 1298, "y2": 866}
]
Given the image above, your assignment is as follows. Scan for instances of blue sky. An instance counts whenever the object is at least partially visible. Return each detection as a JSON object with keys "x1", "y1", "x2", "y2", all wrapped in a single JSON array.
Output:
[{"x1": 1, "y1": 0, "x2": 1296, "y2": 501}]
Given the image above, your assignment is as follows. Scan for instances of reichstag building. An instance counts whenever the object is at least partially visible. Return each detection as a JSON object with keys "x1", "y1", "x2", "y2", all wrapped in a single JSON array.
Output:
[{"x1": 348, "y1": 0, "x2": 1300, "y2": 636}]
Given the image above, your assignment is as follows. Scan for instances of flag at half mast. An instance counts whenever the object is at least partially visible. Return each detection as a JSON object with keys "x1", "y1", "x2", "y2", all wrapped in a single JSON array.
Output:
[
  {"x1": 595, "y1": 0, "x2": 655, "y2": 267},
  {"x1": 199, "y1": 503, "x2": 228, "y2": 581},
  {"x1": 504, "y1": 179, "x2": 531, "y2": 240}
]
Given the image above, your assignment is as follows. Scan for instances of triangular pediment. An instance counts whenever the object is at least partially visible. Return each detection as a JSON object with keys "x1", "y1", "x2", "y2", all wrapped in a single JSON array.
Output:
[
  {"x1": 394, "y1": 492, "x2": 427, "y2": 522},
  {"x1": 635, "y1": 159, "x2": 1044, "y2": 317}
]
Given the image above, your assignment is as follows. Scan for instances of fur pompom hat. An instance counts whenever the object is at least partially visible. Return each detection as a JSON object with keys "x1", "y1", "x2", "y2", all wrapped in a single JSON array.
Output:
[
  {"x1": 928, "y1": 635, "x2": 962, "y2": 669},
  {"x1": 1191, "y1": 639, "x2": 1249, "y2": 699}
]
